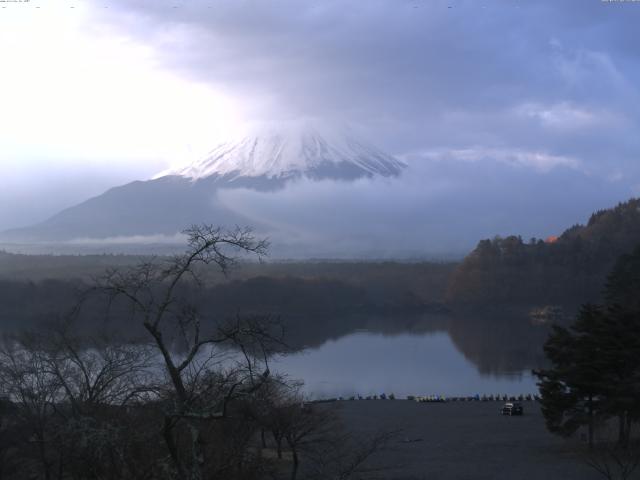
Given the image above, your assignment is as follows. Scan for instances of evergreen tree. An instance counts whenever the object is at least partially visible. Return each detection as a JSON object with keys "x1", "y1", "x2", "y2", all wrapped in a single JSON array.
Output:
[
  {"x1": 534, "y1": 305, "x2": 607, "y2": 449},
  {"x1": 535, "y1": 245, "x2": 640, "y2": 448},
  {"x1": 604, "y1": 244, "x2": 640, "y2": 313}
]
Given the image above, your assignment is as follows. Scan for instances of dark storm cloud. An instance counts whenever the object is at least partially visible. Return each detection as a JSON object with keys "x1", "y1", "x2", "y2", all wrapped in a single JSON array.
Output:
[{"x1": 95, "y1": 0, "x2": 640, "y2": 180}]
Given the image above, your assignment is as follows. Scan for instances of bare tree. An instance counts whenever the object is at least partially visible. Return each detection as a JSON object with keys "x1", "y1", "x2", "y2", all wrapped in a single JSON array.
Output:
[
  {"x1": 584, "y1": 423, "x2": 640, "y2": 480},
  {"x1": 0, "y1": 334, "x2": 62, "y2": 480},
  {"x1": 39, "y1": 319, "x2": 156, "y2": 415},
  {"x1": 97, "y1": 225, "x2": 279, "y2": 480},
  {"x1": 255, "y1": 382, "x2": 394, "y2": 480},
  {"x1": 0, "y1": 396, "x2": 22, "y2": 480},
  {"x1": 585, "y1": 443, "x2": 640, "y2": 480},
  {"x1": 0, "y1": 318, "x2": 162, "y2": 480},
  {"x1": 303, "y1": 419, "x2": 395, "y2": 480},
  {"x1": 282, "y1": 401, "x2": 334, "y2": 480}
]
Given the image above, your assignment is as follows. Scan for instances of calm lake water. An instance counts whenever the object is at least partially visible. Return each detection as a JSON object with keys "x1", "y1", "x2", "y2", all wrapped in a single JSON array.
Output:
[{"x1": 273, "y1": 330, "x2": 539, "y2": 399}]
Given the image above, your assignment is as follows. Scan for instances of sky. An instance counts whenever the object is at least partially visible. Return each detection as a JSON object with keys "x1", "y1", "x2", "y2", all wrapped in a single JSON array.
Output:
[{"x1": 1, "y1": 0, "x2": 639, "y2": 251}]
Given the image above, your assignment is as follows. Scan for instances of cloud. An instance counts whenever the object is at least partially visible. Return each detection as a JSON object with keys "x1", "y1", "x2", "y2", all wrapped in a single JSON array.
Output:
[
  {"x1": 4, "y1": 0, "x2": 640, "y2": 245},
  {"x1": 407, "y1": 147, "x2": 581, "y2": 173},
  {"x1": 88, "y1": 0, "x2": 640, "y2": 178},
  {"x1": 65, "y1": 233, "x2": 188, "y2": 246},
  {"x1": 215, "y1": 156, "x2": 634, "y2": 258},
  {"x1": 515, "y1": 102, "x2": 598, "y2": 130}
]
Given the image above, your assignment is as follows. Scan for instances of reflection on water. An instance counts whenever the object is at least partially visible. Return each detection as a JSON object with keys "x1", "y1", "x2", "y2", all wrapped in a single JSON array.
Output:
[
  {"x1": 274, "y1": 330, "x2": 539, "y2": 399},
  {"x1": 447, "y1": 312, "x2": 550, "y2": 376}
]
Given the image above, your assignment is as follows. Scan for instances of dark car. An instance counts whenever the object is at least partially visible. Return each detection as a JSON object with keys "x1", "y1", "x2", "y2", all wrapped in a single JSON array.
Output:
[{"x1": 501, "y1": 402, "x2": 523, "y2": 416}]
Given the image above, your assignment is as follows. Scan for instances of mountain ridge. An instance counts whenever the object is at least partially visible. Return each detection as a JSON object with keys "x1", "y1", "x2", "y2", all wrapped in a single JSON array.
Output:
[{"x1": 0, "y1": 127, "x2": 405, "y2": 244}]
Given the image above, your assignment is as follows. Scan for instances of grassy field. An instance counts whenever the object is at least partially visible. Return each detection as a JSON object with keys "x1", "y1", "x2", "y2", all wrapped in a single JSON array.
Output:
[{"x1": 334, "y1": 400, "x2": 601, "y2": 480}]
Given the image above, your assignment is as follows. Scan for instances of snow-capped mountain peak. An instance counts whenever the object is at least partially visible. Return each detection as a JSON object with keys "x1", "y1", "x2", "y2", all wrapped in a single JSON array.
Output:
[{"x1": 159, "y1": 126, "x2": 406, "y2": 182}]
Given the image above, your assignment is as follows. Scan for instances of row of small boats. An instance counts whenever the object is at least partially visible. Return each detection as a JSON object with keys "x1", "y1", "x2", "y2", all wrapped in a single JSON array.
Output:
[
  {"x1": 410, "y1": 394, "x2": 539, "y2": 403},
  {"x1": 312, "y1": 393, "x2": 540, "y2": 403}
]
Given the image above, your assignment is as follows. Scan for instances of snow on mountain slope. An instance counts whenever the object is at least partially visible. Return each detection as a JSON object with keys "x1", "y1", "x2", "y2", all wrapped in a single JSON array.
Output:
[
  {"x1": 159, "y1": 126, "x2": 406, "y2": 182},
  {"x1": 0, "y1": 125, "x2": 407, "y2": 245}
]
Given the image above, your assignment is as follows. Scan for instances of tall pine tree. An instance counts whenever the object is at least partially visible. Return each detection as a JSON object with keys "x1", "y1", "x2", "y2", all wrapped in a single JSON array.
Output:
[{"x1": 535, "y1": 245, "x2": 640, "y2": 448}]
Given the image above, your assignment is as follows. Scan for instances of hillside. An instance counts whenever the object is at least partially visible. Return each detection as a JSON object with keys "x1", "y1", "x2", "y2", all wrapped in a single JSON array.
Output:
[
  {"x1": 0, "y1": 127, "x2": 405, "y2": 244},
  {"x1": 446, "y1": 198, "x2": 640, "y2": 307}
]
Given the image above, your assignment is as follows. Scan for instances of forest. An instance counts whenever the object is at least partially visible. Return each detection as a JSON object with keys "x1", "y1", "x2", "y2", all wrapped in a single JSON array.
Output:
[
  {"x1": 0, "y1": 250, "x2": 453, "y2": 338},
  {"x1": 446, "y1": 198, "x2": 640, "y2": 309}
]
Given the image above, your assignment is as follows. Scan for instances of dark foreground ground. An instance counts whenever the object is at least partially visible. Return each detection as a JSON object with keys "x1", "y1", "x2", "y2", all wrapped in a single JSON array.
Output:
[{"x1": 334, "y1": 400, "x2": 600, "y2": 480}]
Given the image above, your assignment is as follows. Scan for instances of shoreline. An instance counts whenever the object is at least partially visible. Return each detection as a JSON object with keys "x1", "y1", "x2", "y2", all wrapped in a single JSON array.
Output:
[{"x1": 310, "y1": 393, "x2": 540, "y2": 403}]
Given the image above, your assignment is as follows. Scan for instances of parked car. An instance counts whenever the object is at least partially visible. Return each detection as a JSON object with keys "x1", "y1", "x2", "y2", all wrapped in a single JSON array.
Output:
[{"x1": 501, "y1": 402, "x2": 523, "y2": 415}]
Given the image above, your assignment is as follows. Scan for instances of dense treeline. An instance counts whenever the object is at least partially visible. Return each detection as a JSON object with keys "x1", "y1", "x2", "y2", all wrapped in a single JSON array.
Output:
[
  {"x1": 0, "y1": 275, "x2": 445, "y2": 335},
  {"x1": 0, "y1": 250, "x2": 454, "y2": 305},
  {"x1": 0, "y1": 283, "x2": 456, "y2": 373},
  {"x1": 446, "y1": 198, "x2": 640, "y2": 307}
]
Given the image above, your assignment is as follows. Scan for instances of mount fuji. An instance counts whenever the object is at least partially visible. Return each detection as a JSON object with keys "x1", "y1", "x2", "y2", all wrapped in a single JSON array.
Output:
[
  {"x1": 0, "y1": 126, "x2": 406, "y2": 246},
  {"x1": 159, "y1": 126, "x2": 405, "y2": 186}
]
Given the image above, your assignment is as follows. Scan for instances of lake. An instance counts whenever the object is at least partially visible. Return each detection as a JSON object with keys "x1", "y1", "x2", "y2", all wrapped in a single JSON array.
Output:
[{"x1": 274, "y1": 328, "x2": 540, "y2": 399}]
